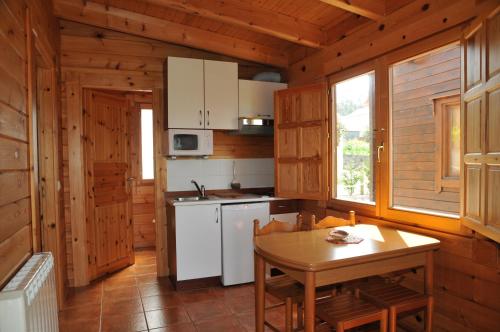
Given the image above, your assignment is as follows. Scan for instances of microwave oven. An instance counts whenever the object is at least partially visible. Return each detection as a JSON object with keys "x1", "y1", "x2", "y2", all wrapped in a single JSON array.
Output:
[{"x1": 163, "y1": 129, "x2": 213, "y2": 156}]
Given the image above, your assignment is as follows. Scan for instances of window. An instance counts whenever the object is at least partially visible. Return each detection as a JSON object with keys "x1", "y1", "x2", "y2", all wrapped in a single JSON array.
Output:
[
  {"x1": 390, "y1": 44, "x2": 461, "y2": 217},
  {"x1": 332, "y1": 71, "x2": 375, "y2": 204},
  {"x1": 434, "y1": 95, "x2": 460, "y2": 191},
  {"x1": 141, "y1": 108, "x2": 154, "y2": 180}
]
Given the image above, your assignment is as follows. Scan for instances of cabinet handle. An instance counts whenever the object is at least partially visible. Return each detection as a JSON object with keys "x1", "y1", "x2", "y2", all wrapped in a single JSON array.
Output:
[
  {"x1": 215, "y1": 207, "x2": 219, "y2": 223},
  {"x1": 206, "y1": 110, "x2": 210, "y2": 126},
  {"x1": 199, "y1": 110, "x2": 202, "y2": 126}
]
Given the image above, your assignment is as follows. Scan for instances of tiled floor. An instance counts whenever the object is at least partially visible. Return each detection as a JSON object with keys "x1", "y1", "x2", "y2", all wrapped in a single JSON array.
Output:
[{"x1": 59, "y1": 249, "x2": 286, "y2": 332}]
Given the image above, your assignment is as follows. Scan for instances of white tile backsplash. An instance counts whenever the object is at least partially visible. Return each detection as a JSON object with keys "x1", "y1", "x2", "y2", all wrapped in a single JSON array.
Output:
[{"x1": 166, "y1": 158, "x2": 274, "y2": 192}]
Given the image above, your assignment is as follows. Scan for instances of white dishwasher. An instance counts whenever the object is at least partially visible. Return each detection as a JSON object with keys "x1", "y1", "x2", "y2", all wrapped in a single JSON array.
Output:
[{"x1": 221, "y1": 202, "x2": 270, "y2": 286}]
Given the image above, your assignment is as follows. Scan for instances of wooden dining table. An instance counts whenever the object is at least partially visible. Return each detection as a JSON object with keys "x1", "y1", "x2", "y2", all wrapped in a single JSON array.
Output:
[{"x1": 253, "y1": 223, "x2": 440, "y2": 332}]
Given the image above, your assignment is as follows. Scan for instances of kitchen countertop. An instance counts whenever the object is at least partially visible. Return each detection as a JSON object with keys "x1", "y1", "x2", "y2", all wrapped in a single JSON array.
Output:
[{"x1": 165, "y1": 194, "x2": 289, "y2": 206}]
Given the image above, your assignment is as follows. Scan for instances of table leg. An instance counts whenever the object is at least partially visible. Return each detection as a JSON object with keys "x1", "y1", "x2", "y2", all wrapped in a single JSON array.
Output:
[
  {"x1": 304, "y1": 271, "x2": 316, "y2": 332},
  {"x1": 425, "y1": 250, "x2": 434, "y2": 295},
  {"x1": 255, "y1": 252, "x2": 265, "y2": 332}
]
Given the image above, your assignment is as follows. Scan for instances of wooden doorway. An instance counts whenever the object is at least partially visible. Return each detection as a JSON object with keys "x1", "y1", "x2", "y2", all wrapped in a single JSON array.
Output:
[{"x1": 83, "y1": 89, "x2": 135, "y2": 280}]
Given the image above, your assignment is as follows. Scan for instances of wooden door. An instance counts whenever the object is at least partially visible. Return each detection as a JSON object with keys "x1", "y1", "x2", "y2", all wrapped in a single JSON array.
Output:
[
  {"x1": 167, "y1": 57, "x2": 205, "y2": 129},
  {"x1": 204, "y1": 60, "x2": 238, "y2": 130},
  {"x1": 274, "y1": 83, "x2": 329, "y2": 200},
  {"x1": 84, "y1": 89, "x2": 134, "y2": 279},
  {"x1": 461, "y1": 7, "x2": 500, "y2": 242}
]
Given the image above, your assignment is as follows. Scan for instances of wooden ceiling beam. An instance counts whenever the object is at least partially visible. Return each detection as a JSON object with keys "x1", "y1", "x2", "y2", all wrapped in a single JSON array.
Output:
[
  {"x1": 320, "y1": 0, "x2": 386, "y2": 21},
  {"x1": 289, "y1": 0, "x2": 497, "y2": 84},
  {"x1": 53, "y1": 0, "x2": 289, "y2": 67},
  {"x1": 144, "y1": 0, "x2": 326, "y2": 48}
]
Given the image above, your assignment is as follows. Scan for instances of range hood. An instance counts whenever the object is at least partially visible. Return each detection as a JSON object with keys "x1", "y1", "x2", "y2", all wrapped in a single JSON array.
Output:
[{"x1": 230, "y1": 117, "x2": 274, "y2": 136}]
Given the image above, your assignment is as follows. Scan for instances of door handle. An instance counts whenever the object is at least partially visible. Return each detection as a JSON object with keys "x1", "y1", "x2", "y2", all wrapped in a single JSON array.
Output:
[
  {"x1": 127, "y1": 177, "x2": 136, "y2": 181},
  {"x1": 377, "y1": 142, "x2": 385, "y2": 163}
]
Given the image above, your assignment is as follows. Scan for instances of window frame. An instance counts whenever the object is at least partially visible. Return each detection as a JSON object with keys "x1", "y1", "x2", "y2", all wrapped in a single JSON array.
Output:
[
  {"x1": 138, "y1": 103, "x2": 155, "y2": 184},
  {"x1": 328, "y1": 62, "x2": 380, "y2": 218},
  {"x1": 326, "y1": 36, "x2": 466, "y2": 235},
  {"x1": 434, "y1": 94, "x2": 461, "y2": 192}
]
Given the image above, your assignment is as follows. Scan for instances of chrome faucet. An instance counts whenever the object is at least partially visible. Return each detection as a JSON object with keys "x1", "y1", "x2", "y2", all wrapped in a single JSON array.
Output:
[{"x1": 191, "y1": 180, "x2": 206, "y2": 198}]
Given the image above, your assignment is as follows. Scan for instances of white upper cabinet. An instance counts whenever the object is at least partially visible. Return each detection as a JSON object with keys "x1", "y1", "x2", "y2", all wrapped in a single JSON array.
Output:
[
  {"x1": 239, "y1": 80, "x2": 288, "y2": 119},
  {"x1": 167, "y1": 57, "x2": 205, "y2": 129},
  {"x1": 167, "y1": 57, "x2": 238, "y2": 130},
  {"x1": 204, "y1": 60, "x2": 239, "y2": 130}
]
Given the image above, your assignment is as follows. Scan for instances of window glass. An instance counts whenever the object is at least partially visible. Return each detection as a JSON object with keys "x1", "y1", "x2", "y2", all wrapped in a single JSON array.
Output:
[
  {"x1": 444, "y1": 103, "x2": 460, "y2": 178},
  {"x1": 141, "y1": 109, "x2": 154, "y2": 180},
  {"x1": 390, "y1": 44, "x2": 461, "y2": 217},
  {"x1": 334, "y1": 72, "x2": 375, "y2": 204}
]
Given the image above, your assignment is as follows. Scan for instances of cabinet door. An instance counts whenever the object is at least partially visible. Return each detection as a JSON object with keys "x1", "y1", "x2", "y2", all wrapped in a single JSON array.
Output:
[
  {"x1": 167, "y1": 57, "x2": 204, "y2": 129},
  {"x1": 204, "y1": 60, "x2": 238, "y2": 130},
  {"x1": 239, "y1": 80, "x2": 288, "y2": 119},
  {"x1": 275, "y1": 83, "x2": 329, "y2": 200},
  {"x1": 175, "y1": 204, "x2": 221, "y2": 280}
]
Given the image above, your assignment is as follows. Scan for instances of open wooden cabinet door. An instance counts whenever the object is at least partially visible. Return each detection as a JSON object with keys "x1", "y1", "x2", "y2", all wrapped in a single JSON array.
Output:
[
  {"x1": 274, "y1": 83, "x2": 329, "y2": 200},
  {"x1": 461, "y1": 6, "x2": 500, "y2": 242}
]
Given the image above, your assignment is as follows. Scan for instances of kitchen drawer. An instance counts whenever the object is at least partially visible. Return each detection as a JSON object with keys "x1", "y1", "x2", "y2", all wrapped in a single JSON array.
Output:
[{"x1": 269, "y1": 200, "x2": 298, "y2": 214}]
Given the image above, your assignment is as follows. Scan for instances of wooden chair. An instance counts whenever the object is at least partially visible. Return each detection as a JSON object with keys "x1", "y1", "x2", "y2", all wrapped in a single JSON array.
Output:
[
  {"x1": 308, "y1": 210, "x2": 356, "y2": 230},
  {"x1": 253, "y1": 217, "x2": 304, "y2": 332},
  {"x1": 315, "y1": 292, "x2": 388, "y2": 332},
  {"x1": 355, "y1": 277, "x2": 434, "y2": 332}
]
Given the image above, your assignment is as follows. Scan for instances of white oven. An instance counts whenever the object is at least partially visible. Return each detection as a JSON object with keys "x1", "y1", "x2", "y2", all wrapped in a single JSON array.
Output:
[{"x1": 163, "y1": 129, "x2": 213, "y2": 156}]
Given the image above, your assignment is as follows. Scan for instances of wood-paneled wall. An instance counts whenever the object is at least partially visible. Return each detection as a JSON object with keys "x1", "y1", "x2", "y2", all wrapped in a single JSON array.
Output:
[
  {"x1": 60, "y1": 20, "x2": 280, "y2": 286},
  {"x1": 0, "y1": 0, "x2": 62, "y2": 300}
]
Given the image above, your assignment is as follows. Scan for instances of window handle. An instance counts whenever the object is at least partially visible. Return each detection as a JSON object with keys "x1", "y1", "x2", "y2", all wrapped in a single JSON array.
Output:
[{"x1": 377, "y1": 142, "x2": 385, "y2": 163}]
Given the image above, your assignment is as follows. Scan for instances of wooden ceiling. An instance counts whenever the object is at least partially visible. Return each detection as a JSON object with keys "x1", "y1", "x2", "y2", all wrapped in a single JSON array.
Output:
[{"x1": 53, "y1": 0, "x2": 413, "y2": 67}]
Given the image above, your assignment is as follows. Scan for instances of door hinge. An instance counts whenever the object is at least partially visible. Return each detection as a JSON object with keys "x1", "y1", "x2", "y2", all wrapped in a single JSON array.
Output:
[
  {"x1": 88, "y1": 255, "x2": 91, "y2": 265},
  {"x1": 327, "y1": 88, "x2": 331, "y2": 96}
]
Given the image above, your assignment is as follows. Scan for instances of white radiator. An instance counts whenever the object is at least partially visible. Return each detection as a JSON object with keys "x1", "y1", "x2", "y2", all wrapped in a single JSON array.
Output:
[{"x1": 0, "y1": 252, "x2": 58, "y2": 332}]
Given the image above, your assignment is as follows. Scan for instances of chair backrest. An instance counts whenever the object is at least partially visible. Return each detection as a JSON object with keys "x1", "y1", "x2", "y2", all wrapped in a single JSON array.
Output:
[
  {"x1": 309, "y1": 210, "x2": 356, "y2": 230},
  {"x1": 253, "y1": 215, "x2": 303, "y2": 237}
]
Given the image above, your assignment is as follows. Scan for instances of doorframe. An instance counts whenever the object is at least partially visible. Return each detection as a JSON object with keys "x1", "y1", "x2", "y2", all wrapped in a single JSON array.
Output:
[{"x1": 63, "y1": 70, "x2": 167, "y2": 287}]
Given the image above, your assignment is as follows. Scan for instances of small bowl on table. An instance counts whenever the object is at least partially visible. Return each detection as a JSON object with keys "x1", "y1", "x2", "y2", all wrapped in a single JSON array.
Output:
[{"x1": 328, "y1": 229, "x2": 349, "y2": 240}]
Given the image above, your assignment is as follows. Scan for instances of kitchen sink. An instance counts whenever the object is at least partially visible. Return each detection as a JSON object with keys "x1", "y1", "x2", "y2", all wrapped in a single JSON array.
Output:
[{"x1": 174, "y1": 195, "x2": 219, "y2": 202}]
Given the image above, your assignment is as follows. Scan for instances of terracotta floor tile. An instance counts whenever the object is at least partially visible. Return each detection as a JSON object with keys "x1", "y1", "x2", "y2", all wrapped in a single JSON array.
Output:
[
  {"x1": 58, "y1": 317, "x2": 100, "y2": 332},
  {"x1": 223, "y1": 295, "x2": 255, "y2": 314},
  {"x1": 103, "y1": 285, "x2": 140, "y2": 302},
  {"x1": 194, "y1": 315, "x2": 244, "y2": 332},
  {"x1": 64, "y1": 285, "x2": 102, "y2": 308},
  {"x1": 136, "y1": 274, "x2": 171, "y2": 286},
  {"x1": 185, "y1": 299, "x2": 232, "y2": 322},
  {"x1": 142, "y1": 293, "x2": 184, "y2": 311},
  {"x1": 139, "y1": 282, "x2": 174, "y2": 297},
  {"x1": 177, "y1": 289, "x2": 214, "y2": 304},
  {"x1": 102, "y1": 297, "x2": 144, "y2": 315},
  {"x1": 236, "y1": 311, "x2": 275, "y2": 332},
  {"x1": 103, "y1": 275, "x2": 137, "y2": 290},
  {"x1": 59, "y1": 303, "x2": 101, "y2": 321},
  {"x1": 149, "y1": 322, "x2": 197, "y2": 332},
  {"x1": 145, "y1": 307, "x2": 190, "y2": 329},
  {"x1": 101, "y1": 312, "x2": 147, "y2": 332},
  {"x1": 135, "y1": 264, "x2": 158, "y2": 275}
]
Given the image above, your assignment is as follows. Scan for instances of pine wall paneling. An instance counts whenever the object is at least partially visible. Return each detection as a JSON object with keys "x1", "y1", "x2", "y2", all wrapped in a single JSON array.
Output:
[{"x1": 0, "y1": 0, "x2": 64, "y2": 306}]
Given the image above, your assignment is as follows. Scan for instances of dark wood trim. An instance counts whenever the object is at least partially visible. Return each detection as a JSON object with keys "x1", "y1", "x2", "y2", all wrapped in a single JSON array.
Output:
[{"x1": 169, "y1": 275, "x2": 222, "y2": 291}]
